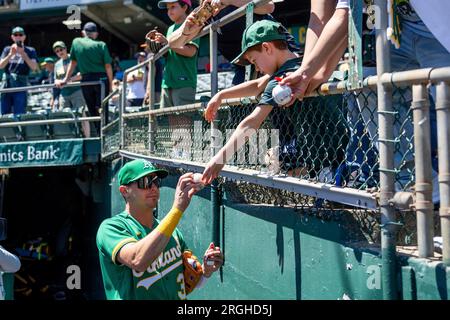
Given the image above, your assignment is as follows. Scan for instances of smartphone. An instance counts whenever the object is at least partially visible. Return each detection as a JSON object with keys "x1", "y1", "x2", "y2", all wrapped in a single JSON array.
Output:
[{"x1": 15, "y1": 40, "x2": 23, "y2": 48}]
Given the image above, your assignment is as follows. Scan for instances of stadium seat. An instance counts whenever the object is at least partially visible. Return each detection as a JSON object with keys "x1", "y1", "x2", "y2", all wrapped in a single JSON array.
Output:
[
  {"x1": 48, "y1": 111, "x2": 80, "y2": 139},
  {"x1": 19, "y1": 113, "x2": 49, "y2": 141},
  {"x1": 0, "y1": 114, "x2": 22, "y2": 142}
]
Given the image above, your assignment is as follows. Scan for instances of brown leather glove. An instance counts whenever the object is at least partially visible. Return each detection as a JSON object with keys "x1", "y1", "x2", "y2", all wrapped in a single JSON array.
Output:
[{"x1": 182, "y1": 250, "x2": 203, "y2": 294}]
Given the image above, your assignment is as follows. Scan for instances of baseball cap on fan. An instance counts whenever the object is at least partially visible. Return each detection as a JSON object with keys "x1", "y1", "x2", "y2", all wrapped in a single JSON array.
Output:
[
  {"x1": 83, "y1": 22, "x2": 98, "y2": 32},
  {"x1": 158, "y1": 0, "x2": 192, "y2": 9},
  {"x1": 11, "y1": 26, "x2": 25, "y2": 35},
  {"x1": 118, "y1": 159, "x2": 168, "y2": 186},
  {"x1": 232, "y1": 20, "x2": 288, "y2": 66}
]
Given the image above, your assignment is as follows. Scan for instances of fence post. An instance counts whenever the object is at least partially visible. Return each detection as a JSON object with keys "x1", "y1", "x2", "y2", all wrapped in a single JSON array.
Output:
[
  {"x1": 436, "y1": 82, "x2": 450, "y2": 265},
  {"x1": 412, "y1": 84, "x2": 434, "y2": 257},
  {"x1": 100, "y1": 81, "x2": 107, "y2": 126},
  {"x1": 120, "y1": 73, "x2": 128, "y2": 150},
  {"x1": 148, "y1": 59, "x2": 156, "y2": 154},
  {"x1": 374, "y1": 0, "x2": 398, "y2": 300},
  {"x1": 210, "y1": 23, "x2": 221, "y2": 248}
]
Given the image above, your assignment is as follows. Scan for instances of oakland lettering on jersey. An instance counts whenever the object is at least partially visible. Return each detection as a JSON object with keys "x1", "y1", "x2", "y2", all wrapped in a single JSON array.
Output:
[{"x1": 132, "y1": 244, "x2": 182, "y2": 278}]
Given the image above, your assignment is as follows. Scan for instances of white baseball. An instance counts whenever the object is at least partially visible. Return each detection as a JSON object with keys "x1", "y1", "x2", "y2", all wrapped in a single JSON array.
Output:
[
  {"x1": 206, "y1": 260, "x2": 215, "y2": 266},
  {"x1": 272, "y1": 84, "x2": 292, "y2": 106},
  {"x1": 193, "y1": 173, "x2": 203, "y2": 183},
  {"x1": 193, "y1": 173, "x2": 205, "y2": 189}
]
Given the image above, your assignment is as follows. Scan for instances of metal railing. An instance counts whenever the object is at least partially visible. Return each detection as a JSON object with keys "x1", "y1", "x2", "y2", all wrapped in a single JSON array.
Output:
[
  {"x1": 100, "y1": 0, "x2": 450, "y2": 298},
  {"x1": 0, "y1": 81, "x2": 104, "y2": 140}
]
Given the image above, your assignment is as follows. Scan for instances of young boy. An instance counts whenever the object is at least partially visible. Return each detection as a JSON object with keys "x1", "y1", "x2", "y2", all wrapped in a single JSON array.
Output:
[
  {"x1": 154, "y1": 0, "x2": 200, "y2": 108},
  {"x1": 202, "y1": 20, "x2": 348, "y2": 184}
]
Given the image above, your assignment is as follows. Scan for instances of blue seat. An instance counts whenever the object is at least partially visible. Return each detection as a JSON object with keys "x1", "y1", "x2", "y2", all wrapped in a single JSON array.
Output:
[
  {"x1": 19, "y1": 113, "x2": 49, "y2": 141},
  {"x1": 0, "y1": 114, "x2": 22, "y2": 142}
]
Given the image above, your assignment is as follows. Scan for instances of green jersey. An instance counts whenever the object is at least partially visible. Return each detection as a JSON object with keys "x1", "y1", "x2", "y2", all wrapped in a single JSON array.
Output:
[
  {"x1": 54, "y1": 56, "x2": 81, "y2": 96},
  {"x1": 96, "y1": 211, "x2": 188, "y2": 300},
  {"x1": 161, "y1": 23, "x2": 200, "y2": 90},
  {"x1": 69, "y1": 37, "x2": 112, "y2": 74}
]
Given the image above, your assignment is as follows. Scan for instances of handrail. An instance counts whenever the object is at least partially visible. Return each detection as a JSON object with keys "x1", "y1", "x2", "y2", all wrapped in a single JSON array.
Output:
[
  {"x1": 119, "y1": 66, "x2": 450, "y2": 119},
  {"x1": 102, "y1": 88, "x2": 119, "y2": 108},
  {"x1": 101, "y1": 117, "x2": 120, "y2": 132},
  {"x1": 118, "y1": 150, "x2": 378, "y2": 210},
  {"x1": 0, "y1": 116, "x2": 100, "y2": 127},
  {"x1": 121, "y1": 97, "x2": 259, "y2": 120},
  {"x1": 0, "y1": 81, "x2": 103, "y2": 94}
]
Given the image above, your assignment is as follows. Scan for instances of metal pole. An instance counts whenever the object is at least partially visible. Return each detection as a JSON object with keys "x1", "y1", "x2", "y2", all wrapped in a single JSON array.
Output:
[
  {"x1": 210, "y1": 25, "x2": 220, "y2": 247},
  {"x1": 120, "y1": 73, "x2": 128, "y2": 150},
  {"x1": 436, "y1": 82, "x2": 450, "y2": 265},
  {"x1": 412, "y1": 84, "x2": 434, "y2": 257},
  {"x1": 375, "y1": 0, "x2": 398, "y2": 300},
  {"x1": 100, "y1": 81, "x2": 106, "y2": 125},
  {"x1": 149, "y1": 59, "x2": 156, "y2": 153}
]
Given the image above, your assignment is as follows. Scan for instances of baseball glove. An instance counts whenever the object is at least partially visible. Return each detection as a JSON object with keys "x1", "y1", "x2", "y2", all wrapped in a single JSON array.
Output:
[
  {"x1": 145, "y1": 30, "x2": 165, "y2": 54},
  {"x1": 191, "y1": 1, "x2": 217, "y2": 26},
  {"x1": 182, "y1": 250, "x2": 203, "y2": 294}
]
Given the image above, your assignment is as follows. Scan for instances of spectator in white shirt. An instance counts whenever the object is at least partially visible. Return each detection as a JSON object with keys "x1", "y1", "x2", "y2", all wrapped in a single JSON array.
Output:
[{"x1": 126, "y1": 52, "x2": 147, "y2": 107}]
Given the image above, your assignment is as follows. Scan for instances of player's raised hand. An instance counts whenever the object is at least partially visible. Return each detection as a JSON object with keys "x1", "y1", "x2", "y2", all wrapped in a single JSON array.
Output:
[
  {"x1": 173, "y1": 173, "x2": 198, "y2": 212},
  {"x1": 203, "y1": 93, "x2": 222, "y2": 122}
]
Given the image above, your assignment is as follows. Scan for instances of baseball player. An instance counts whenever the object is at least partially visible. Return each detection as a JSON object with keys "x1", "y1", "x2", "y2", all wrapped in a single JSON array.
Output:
[{"x1": 96, "y1": 159, "x2": 223, "y2": 300}]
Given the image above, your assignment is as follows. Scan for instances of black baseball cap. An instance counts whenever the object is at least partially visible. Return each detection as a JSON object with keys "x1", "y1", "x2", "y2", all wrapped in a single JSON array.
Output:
[{"x1": 83, "y1": 22, "x2": 98, "y2": 32}]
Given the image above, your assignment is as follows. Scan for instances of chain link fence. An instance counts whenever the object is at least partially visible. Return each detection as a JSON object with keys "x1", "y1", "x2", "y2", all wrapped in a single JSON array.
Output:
[
  {"x1": 117, "y1": 84, "x2": 423, "y2": 192},
  {"x1": 102, "y1": 80, "x2": 446, "y2": 245}
]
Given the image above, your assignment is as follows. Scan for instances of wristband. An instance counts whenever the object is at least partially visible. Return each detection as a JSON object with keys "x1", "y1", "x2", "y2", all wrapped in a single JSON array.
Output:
[{"x1": 156, "y1": 206, "x2": 183, "y2": 237}]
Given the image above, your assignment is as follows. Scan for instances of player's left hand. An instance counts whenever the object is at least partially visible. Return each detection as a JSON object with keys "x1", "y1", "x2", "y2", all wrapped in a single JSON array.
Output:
[{"x1": 202, "y1": 242, "x2": 223, "y2": 277}]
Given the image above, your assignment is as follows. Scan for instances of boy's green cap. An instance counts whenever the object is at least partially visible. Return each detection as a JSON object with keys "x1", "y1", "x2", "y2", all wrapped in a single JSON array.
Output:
[
  {"x1": 118, "y1": 159, "x2": 168, "y2": 185},
  {"x1": 232, "y1": 20, "x2": 287, "y2": 66}
]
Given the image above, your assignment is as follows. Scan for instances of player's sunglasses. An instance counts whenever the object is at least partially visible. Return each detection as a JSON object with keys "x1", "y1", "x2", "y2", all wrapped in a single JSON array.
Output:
[
  {"x1": 136, "y1": 175, "x2": 161, "y2": 189},
  {"x1": 13, "y1": 33, "x2": 24, "y2": 37},
  {"x1": 54, "y1": 48, "x2": 65, "y2": 53}
]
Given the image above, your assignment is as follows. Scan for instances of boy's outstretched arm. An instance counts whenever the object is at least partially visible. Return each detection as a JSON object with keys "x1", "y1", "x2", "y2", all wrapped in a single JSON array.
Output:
[
  {"x1": 204, "y1": 74, "x2": 270, "y2": 122},
  {"x1": 202, "y1": 105, "x2": 273, "y2": 184}
]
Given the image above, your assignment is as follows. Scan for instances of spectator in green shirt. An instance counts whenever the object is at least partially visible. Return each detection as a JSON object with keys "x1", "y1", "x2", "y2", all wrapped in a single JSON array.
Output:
[
  {"x1": 56, "y1": 22, "x2": 113, "y2": 133},
  {"x1": 53, "y1": 41, "x2": 91, "y2": 137},
  {"x1": 153, "y1": 0, "x2": 200, "y2": 109},
  {"x1": 52, "y1": 41, "x2": 85, "y2": 111}
]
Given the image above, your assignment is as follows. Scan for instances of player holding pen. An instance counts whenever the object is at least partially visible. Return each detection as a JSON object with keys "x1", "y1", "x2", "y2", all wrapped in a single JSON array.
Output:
[{"x1": 96, "y1": 159, "x2": 223, "y2": 300}]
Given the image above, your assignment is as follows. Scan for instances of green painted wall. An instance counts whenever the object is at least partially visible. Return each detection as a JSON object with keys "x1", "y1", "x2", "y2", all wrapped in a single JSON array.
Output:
[{"x1": 107, "y1": 167, "x2": 450, "y2": 300}]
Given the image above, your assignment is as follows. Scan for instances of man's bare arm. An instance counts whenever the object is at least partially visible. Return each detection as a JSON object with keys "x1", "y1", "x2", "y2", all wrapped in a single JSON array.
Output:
[{"x1": 303, "y1": 0, "x2": 336, "y2": 61}]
